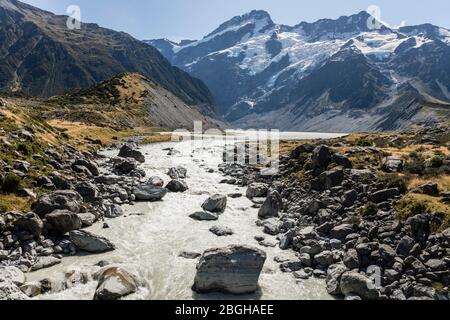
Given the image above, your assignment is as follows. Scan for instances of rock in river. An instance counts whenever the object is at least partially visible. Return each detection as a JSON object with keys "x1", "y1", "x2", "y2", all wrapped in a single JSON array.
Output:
[
  {"x1": 133, "y1": 185, "x2": 167, "y2": 201},
  {"x1": 166, "y1": 179, "x2": 189, "y2": 193},
  {"x1": 45, "y1": 210, "x2": 82, "y2": 235},
  {"x1": 202, "y1": 194, "x2": 227, "y2": 213},
  {"x1": 118, "y1": 144, "x2": 145, "y2": 163},
  {"x1": 258, "y1": 190, "x2": 282, "y2": 219},
  {"x1": 192, "y1": 245, "x2": 266, "y2": 294},
  {"x1": 69, "y1": 230, "x2": 116, "y2": 253},
  {"x1": 209, "y1": 225, "x2": 234, "y2": 237},
  {"x1": 94, "y1": 266, "x2": 138, "y2": 300},
  {"x1": 189, "y1": 211, "x2": 218, "y2": 221},
  {"x1": 339, "y1": 271, "x2": 380, "y2": 300}
]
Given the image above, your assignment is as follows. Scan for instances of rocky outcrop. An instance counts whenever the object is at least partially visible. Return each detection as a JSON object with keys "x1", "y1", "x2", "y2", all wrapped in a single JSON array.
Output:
[{"x1": 192, "y1": 245, "x2": 266, "y2": 294}]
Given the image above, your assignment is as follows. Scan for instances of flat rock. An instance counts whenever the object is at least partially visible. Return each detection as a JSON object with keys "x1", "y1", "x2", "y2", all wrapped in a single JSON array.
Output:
[
  {"x1": 189, "y1": 211, "x2": 218, "y2": 221},
  {"x1": 69, "y1": 230, "x2": 116, "y2": 253}
]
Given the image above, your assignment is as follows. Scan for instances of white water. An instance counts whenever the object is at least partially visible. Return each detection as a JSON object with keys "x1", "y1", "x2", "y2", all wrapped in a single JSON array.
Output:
[{"x1": 29, "y1": 132, "x2": 345, "y2": 300}]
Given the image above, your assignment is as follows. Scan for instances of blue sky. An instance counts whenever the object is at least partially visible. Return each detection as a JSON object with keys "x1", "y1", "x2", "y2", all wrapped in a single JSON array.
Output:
[{"x1": 22, "y1": 0, "x2": 450, "y2": 41}]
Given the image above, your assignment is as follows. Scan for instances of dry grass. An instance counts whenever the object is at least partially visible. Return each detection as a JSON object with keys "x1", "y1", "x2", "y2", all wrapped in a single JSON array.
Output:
[
  {"x1": 0, "y1": 194, "x2": 34, "y2": 214},
  {"x1": 407, "y1": 176, "x2": 450, "y2": 193}
]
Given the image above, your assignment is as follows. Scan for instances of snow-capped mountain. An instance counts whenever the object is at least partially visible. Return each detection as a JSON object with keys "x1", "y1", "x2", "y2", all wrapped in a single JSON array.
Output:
[{"x1": 146, "y1": 10, "x2": 450, "y2": 132}]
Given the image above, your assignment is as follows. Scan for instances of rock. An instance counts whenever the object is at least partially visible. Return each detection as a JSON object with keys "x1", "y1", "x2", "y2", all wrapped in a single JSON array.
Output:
[
  {"x1": 407, "y1": 214, "x2": 430, "y2": 243},
  {"x1": 179, "y1": 251, "x2": 201, "y2": 259},
  {"x1": 35, "y1": 176, "x2": 54, "y2": 189},
  {"x1": 396, "y1": 236, "x2": 415, "y2": 256},
  {"x1": 326, "y1": 263, "x2": 348, "y2": 295},
  {"x1": 77, "y1": 212, "x2": 97, "y2": 227},
  {"x1": 95, "y1": 175, "x2": 120, "y2": 185},
  {"x1": 314, "y1": 251, "x2": 334, "y2": 267},
  {"x1": 192, "y1": 245, "x2": 266, "y2": 294},
  {"x1": 118, "y1": 144, "x2": 145, "y2": 163},
  {"x1": 45, "y1": 210, "x2": 82, "y2": 234},
  {"x1": 20, "y1": 282, "x2": 41, "y2": 297},
  {"x1": 413, "y1": 183, "x2": 439, "y2": 197},
  {"x1": 104, "y1": 203, "x2": 124, "y2": 218},
  {"x1": 73, "y1": 159, "x2": 100, "y2": 176},
  {"x1": 370, "y1": 188, "x2": 400, "y2": 203},
  {"x1": 0, "y1": 266, "x2": 26, "y2": 286},
  {"x1": 381, "y1": 156, "x2": 404, "y2": 173},
  {"x1": 75, "y1": 182, "x2": 98, "y2": 202},
  {"x1": 312, "y1": 146, "x2": 332, "y2": 170},
  {"x1": 298, "y1": 253, "x2": 312, "y2": 267},
  {"x1": 228, "y1": 193, "x2": 242, "y2": 199},
  {"x1": 289, "y1": 144, "x2": 315, "y2": 159},
  {"x1": 50, "y1": 174, "x2": 72, "y2": 190},
  {"x1": 113, "y1": 158, "x2": 137, "y2": 175},
  {"x1": 189, "y1": 211, "x2": 218, "y2": 221},
  {"x1": 30, "y1": 256, "x2": 61, "y2": 272},
  {"x1": 94, "y1": 266, "x2": 138, "y2": 300},
  {"x1": 32, "y1": 190, "x2": 83, "y2": 216},
  {"x1": 17, "y1": 188, "x2": 36, "y2": 198},
  {"x1": 343, "y1": 249, "x2": 360, "y2": 269},
  {"x1": 133, "y1": 185, "x2": 167, "y2": 201},
  {"x1": 209, "y1": 225, "x2": 234, "y2": 237},
  {"x1": 258, "y1": 190, "x2": 282, "y2": 219},
  {"x1": 332, "y1": 154, "x2": 353, "y2": 169},
  {"x1": 342, "y1": 190, "x2": 358, "y2": 208},
  {"x1": 0, "y1": 281, "x2": 29, "y2": 300},
  {"x1": 379, "y1": 245, "x2": 396, "y2": 266},
  {"x1": 246, "y1": 183, "x2": 268, "y2": 199},
  {"x1": 202, "y1": 194, "x2": 227, "y2": 213},
  {"x1": 166, "y1": 179, "x2": 189, "y2": 193},
  {"x1": 147, "y1": 176, "x2": 164, "y2": 187},
  {"x1": 442, "y1": 228, "x2": 450, "y2": 243},
  {"x1": 330, "y1": 224, "x2": 354, "y2": 240},
  {"x1": 69, "y1": 230, "x2": 116, "y2": 253},
  {"x1": 425, "y1": 259, "x2": 447, "y2": 272},
  {"x1": 319, "y1": 167, "x2": 344, "y2": 189},
  {"x1": 339, "y1": 272, "x2": 380, "y2": 300},
  {"x1": 167, "y1": 167, "x2": 187, "y2": 179},
  {"x1": 13, "y1": 212, "x2": 44, "y2": 237}
]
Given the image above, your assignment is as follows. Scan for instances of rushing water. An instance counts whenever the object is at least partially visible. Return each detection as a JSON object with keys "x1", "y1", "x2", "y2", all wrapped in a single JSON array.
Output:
[{"x1": 29, "y1": 131, "x2": 345, "y2": 300}]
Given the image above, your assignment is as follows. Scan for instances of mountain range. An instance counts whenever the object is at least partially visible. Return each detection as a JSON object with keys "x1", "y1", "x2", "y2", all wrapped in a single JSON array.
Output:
[{"x1": 147, "y1": 10, "x2": 450, "y2": 132}]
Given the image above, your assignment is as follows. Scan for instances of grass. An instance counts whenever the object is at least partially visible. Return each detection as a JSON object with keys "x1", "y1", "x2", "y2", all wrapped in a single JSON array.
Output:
[{"x1": 0, "y1": 194, "x2": 34, "y2": 214}]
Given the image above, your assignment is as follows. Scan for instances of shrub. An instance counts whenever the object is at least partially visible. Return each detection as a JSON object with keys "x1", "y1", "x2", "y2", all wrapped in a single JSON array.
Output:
[
  {"x1": 1, "y1": 173, "x2": 23, "y2": 193},
  {"x1": 428, "y1": 154, "x2": 444, "y2": 168},
  {"x1": 405, "y1": 158, "x2": 425, "y2": 175},
  {"x1": 360, "y1": 202, "x2": 379, "y2": 216},
  {"x1": 0, "y1": 199, "x2": 9, "y2": 213},
  {"x1": 356, "y1": 138, "x2": 373, "y2": 147},
  {"x1": 395, "y1": 198, "x2": 428, "y2": 220},
  {"x1": 16, "y1": 142, "x2": 32, "y2": 157}
]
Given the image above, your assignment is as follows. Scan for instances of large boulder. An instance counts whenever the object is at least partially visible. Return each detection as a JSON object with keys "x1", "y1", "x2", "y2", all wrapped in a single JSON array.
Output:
[
  {"x1": 369, "y1": 188, "x2": 400, "y2": 203},
  {"x1": 318, "y1": 167, "x2": 344, "y2": 190},
  {"x1": 326, "y1": 264, "x2": 348, "y2": 295},
  {"x1": 32, "y1": 190, "x2": 83, "y2": 216},
  {"x1": 45, "y1": 210, "x2": 82, "y2": 234},
  {"x1": 69, "y1": 230, "x2": 116, "y2": 253},
  {"x1": 75, "y1": 182, "x2": 98, "y2": 203},
  {"x1": 413, "y1": 183, "x2": 439, "y2": 197},
  {"x1": 258, "y1": 190, "x2": 282, "y2": 219},
  {"x1": 246, "y1": 183, "x2": 268, "y2": 199},
  {"x1": 167, "y1": 167, "x2": 187, "y2": 179},
  {"x1": 381, "y1": 156, "x2": 404, "y2": 173},
  {"x1": 13, "y1": 212, "x2": 44, "y2": 237},
  {"x1": 94, "y1": 266, "x2": 138, "y2": 300},
  {"x1": 0, "y1": 281, "x2": 29, "y2": 300},
  {"x1": 312, "y1": 146, "x2": 332, "y2": 170},
  {"x1": 202, "y1": 194, "x2": 227, "y2": 213},
  {"x1": 0, "y1": 266, "x2": 26, "y2": 286},
  {"x1": 166, "y1": 180, "x2": 189, "y2": 193},
  {"x1": 407, "y1": 214, "x2": 430, "y2": 243},
  {"x1": 73, "y1": 159, "x2": 100, "y2": 176},
  {"x1": 113, "y1": 158, "x2": 137, "y2": 175},
  {"x1": 339, "y1": 272, "x2": 380, "y2": 300},
  {"x1": 332, "y1": 154, "x2": 353, "y2": 169},
  {"x1": 192, "y1": 245, "x2": 266, "y2": 294},
  {"x1": 118, "y1": 144, "x2": 145, "y2": 163},
  {"x1": 289, "y1": 144, "x2": 315, "y2": 159},
  {"x1": 133, "y1": 185, "x2": 167, "y2": 201}
]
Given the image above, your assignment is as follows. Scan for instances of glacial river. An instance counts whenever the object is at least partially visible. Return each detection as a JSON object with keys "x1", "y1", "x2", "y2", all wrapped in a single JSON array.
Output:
[{"x1": 29, "y1": 131, "x2": 345, "y2": 300}]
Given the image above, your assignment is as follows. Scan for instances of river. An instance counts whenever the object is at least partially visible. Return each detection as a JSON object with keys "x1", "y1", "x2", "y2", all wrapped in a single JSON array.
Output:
[{"x1": 29, "y1": 131, "x2": 345, "y2": 300}]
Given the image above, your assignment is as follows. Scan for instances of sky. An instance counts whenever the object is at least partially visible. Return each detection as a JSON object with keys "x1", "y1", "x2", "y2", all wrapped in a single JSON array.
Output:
[{"x1": 22, "y1": 0, "x2": 450, "y2": 41}]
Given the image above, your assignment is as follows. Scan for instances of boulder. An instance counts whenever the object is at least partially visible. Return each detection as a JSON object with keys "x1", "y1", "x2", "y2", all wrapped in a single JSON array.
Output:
[
  {"x1": 326, "y1": 263, "x2": 348, "y2": 295},
  {"x1": 289, "y1": 144, "x2": 315, "y2": 159},
  {"x1": 0, "y1": 281, "x2": 29, "y2": 300},
  {"x1": 35, "y1": 176, "x2": 54, "y2": 189},
  {"x1": 209, "y1": 225, "x2": 234, "y2": 237},
  {"x1": 32, "y1": 190, "x2": 83, "y2": 216},
  {"x1": 167, "y1": 167, "x2": 187, "y2": 179},
  {"x1": 49, "y1": 174, "x2": 72, "y2": 190},
  {"x1": 314, "y1": 251, "x2": 334, "y2": 267},
  {"x1": 343, "y1": 249, "x2": 360, "y2": 269},
  {"x1": 189, "y1": 211, "x2": 218, "y2": 221},
  {"x1": 312, "y1": 146, "x2": 332, "y2": 170},
  {"x1": 45, "y1": 210, "x2": 82, "y2": 234},
  {"x1": 339, "y1": 272, "x2": 380, "y2": 300},
  {"x1": 104, "y1": 203, "x2": 124, "y2": 218},
  {"x1": 396, "y1": 236, "x2": 415, "y2": 256},
  {"x1": 30, "y1": 257, "x2": 61, "y2": 272},
  {"x1": 73, "y1": 159, "x2": 100, "y2": 176},
  {"x1": 202, "y1": 194, "x2": 227, "y2": 213},
  {"x1": 246, "y1": 183, "x2": 269, "y2": 199},
  {"x1": 133, "y1": 185, "x2": 167, "y2": 201},
  {"x1": 13, "y1": 212, "x2": 44, "y2": 237},
  {"x1": 113, "y1": 158, "x2": 137, "y2": 175},
  {"x1": 118, "y1": 144, "x2": 145, "y2": 163},
  {"x1": 342, "y1": 190, "x2": 358, "y2": 208},
  {"x1": 75, "y1": 182, "x2": 98, "y2": 202},
  {"x1": 192, "y1": 245, "x2": 266, "y2": 294},
  {"x1": 0, "y1": 266, "x2": 26, "y2": 286},
  {"x1": 147, "y1": 176, "x2": 164, "y2": 187},
  {"x1": 381, "y1": 156, "x2": 404, "y2": 173},
  {"x1": 332, "y1": 154, "x2": 353, "y2": 169},
  {"x1": 319, "y1": 167, "x2": 344, "y2": 189},
  {"x1": 258, "y1": 190, "x2": 282, "y2": 219},
  {"x1": 370, "y1": 188, "x2": 400, "y2": 203},
  {"x1": 166, "y1": 179, "x2": 189, "y2": 193},
  {"x1": 69, "y1": 230, "x2": 116, "y2": 253},
  {"x1": 330, "y1": 224, "x2": 354, "y2": 240},
  {"x1": 94, "y1": 266, "x2": 138, "y2": 300},
  {"x1": 407, "y1": 214, "x2": 430, "y2": 243},
  {"x1": 77, "y1": 212, "x2": 97, "y2": 227},
  {"x1": 414, "y1": 183, "x2": 439, "y2": 197}
]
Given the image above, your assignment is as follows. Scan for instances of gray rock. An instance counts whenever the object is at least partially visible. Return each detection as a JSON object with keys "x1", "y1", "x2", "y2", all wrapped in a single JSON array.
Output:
[
  {"x1": 379, "y1": 245, "x2": 396, "y2": 266},
  {"x1": 396, "y1": 236, "x2": 415, "y2": 256},
  {"x1": 20, "y1": 282, "x2": 41, "y2": 297},
  {"x1": 0, "y1": 281, "x2": 29, "y2": 300},
  {"x1": 69, "y1": 230, "x2": 116, "y2": 253},
  {"x1": 118, "y1": 144, "x2": 145, "y2": 163},
  {"x1": 343, "y1": 249, "x2": 360, "y2": 269},
  {"x1": 166, "y1": 179, "x2": 189, "y2": 193},
  {"x1": 179, "y1": 251, "x2": 201, "y2": 259},
  {"x1": 32, "y1": 190, "x2": 83, "y2": 216},
  {"x1": 246, "y1": 183, "x2": 268, "y2": 199},
  {"x1": 330, "y1": 224, "x2": 354, "y2": 240},
  {"x1": 0, "y1": 266, "x2": 26, "y2": 286},
  {"x1": 381, "y1": 156, "x2": 404, "y2": 173},
  {"x1": 192, "y1": 245, "x2": 266, "y2": 294},
  {"x1": 209, "y1": 225, "x2": 234, "y2": 237},
  {"x1": 147, "y1": 176, "x2": 164, "y2": 187},
  {"x1": 370, "y1": 188, "x2": 400, "y2": 203},
  {"x1": 258, "y1": 190, "x2": 282, "y2": 219},
  {"x1": 339, "y1": 272, "x2": 380, "y2": 300},
  {"x1": 30, "y1": 256, "x2": 61, "y2": 272},
  {"x1": 77, "y1": 212, "x2": 97, "y2": 227},
  {"x1": 314, "y1": 251, "x2": 334, "y2": 267},
  {"x1": 312, "y1": 145, "x2": 332, "y2": 170},
  {"x1": 202, "y1": 194, "x2": 227, "y2": 213},
  {"x1": 413, "y1": 183, "x2": 439, "y2": 196},
  {"x1": 332, "y1": 154, "x2": 353, "y2": 169},
  {"x1": 94, "y1": 266, "x2": 138, "y2": 300},
  {"x1": 73, "y1": 159, "x2": 100, "y2": 176},
  {"x1": 13, "y1": 212, "x2": 44, "y2": 237},
  {"x1": 342, "y1": 190, "x2": 358, "y2": 208},
  {"x1": 167, "y1": 167, "x2": 187, "y2": 179},
  {"x1": 104, "y1": 203, "x2": 124, "y2": 218},
  {"x1": 75, "y1": 182, "x2": 98, "y2": 202},
  {"x1": 319, "y1": 167, "x2": 344, "y2": 189},
  {"x1": 425, "y1": 259, "x2": 446, "y2": 272},
  {"x1": 113, "y1": 158, "x2": 137, "y2": 175},
  {"x1": 133, "y1": 185, "x2": 167, "y2": 201},
  {"x1": 407, "y1": 214, "x2": 430, "y2": 243},
  {"x1": 45, "y1": 210, "x2": 82, "y2": 234},
  {"x1": 189, "y1": 211, "x2": 218, "y2": 221},
  {"x1": 326, "y1": 263, "x2": 348, "y2": 295}
]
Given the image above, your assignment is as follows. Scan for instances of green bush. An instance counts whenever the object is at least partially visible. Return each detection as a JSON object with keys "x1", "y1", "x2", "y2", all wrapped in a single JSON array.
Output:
[
  {"x1": 428, "y1": 154, "x2": 444, "y2": 168},
  {"x1": 1, "y1": 173, "x2": 23, "y2": 193},
  {"x1": 356, "y1": 138, "x2": 373, "y2": 147},
  {"x1": 0, "y1": 199, "x2": 9, "y2": 214},
  {"x1": 16, "y1": 142, "x2": 32, "y2": 157}
]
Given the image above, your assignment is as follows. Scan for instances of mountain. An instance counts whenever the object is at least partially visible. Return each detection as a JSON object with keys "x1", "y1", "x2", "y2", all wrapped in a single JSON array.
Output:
[
  {"x1": 0, "y1": 0, "x2": 215, "y2": 111},
  {"x1": 43, "y1": 72, "x2": 219, "y2": 130},
  {"x1": 147, "y1": 10, "x2": 450, "y2": 132}
]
